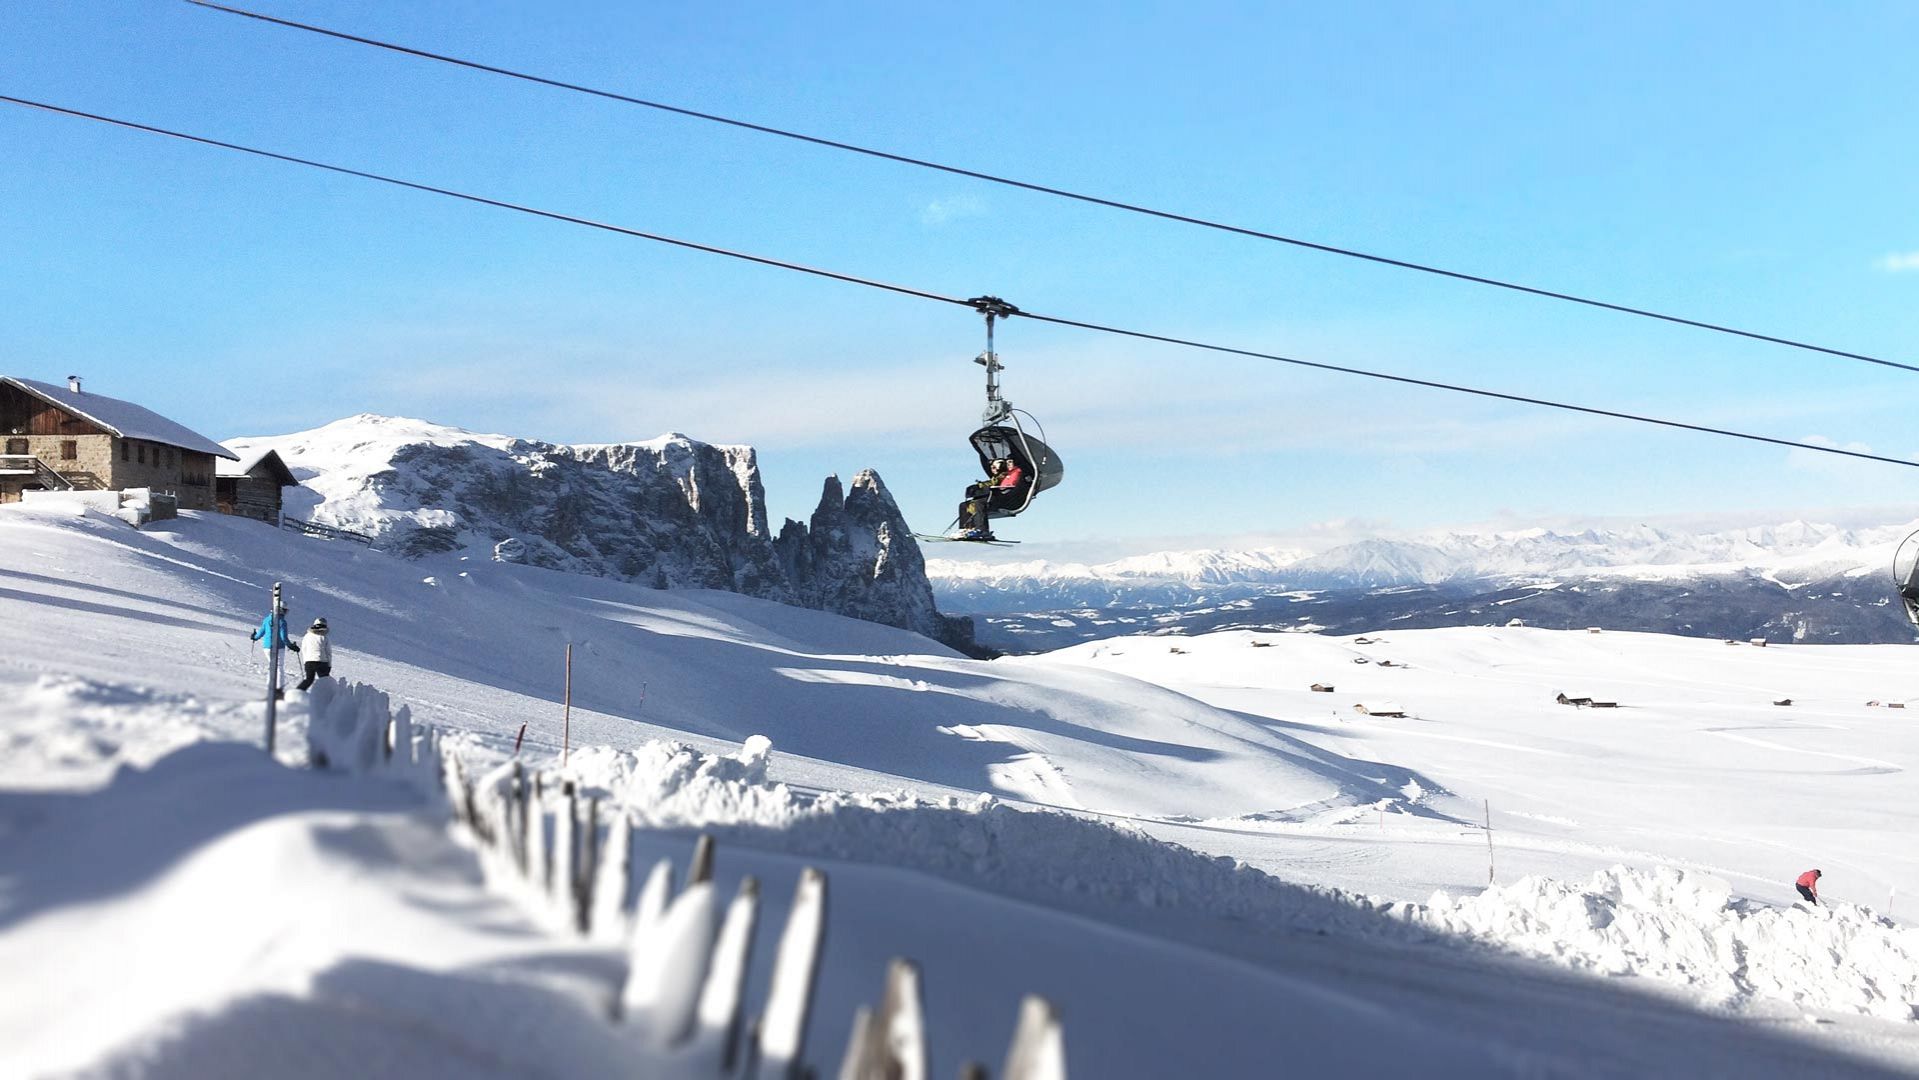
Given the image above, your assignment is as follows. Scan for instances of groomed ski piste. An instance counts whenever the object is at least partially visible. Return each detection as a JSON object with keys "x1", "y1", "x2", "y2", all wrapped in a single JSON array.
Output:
[{"x1": 5, "y1": 503, "x2": 1919, "y2": 1077}]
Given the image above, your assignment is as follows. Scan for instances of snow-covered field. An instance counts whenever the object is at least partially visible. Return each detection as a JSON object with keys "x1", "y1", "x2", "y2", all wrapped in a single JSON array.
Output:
[
  {"x1": 1043, "y1": 628, "x2": 1919, "y2": 908},
  {"x1": 5, "y1": 503, "x2": 1919, "y2": 1076}
]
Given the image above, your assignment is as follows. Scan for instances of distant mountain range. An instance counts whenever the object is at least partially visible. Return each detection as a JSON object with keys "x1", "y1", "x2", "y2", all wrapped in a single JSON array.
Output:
[{"x1": 927, "y1": 522, "x2": 1919, "y2": 651}]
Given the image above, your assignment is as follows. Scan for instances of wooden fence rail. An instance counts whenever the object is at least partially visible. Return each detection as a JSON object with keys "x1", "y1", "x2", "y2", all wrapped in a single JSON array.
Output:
[{"x1": 281, "y1": 515, "x2": 376, "y2": 546}]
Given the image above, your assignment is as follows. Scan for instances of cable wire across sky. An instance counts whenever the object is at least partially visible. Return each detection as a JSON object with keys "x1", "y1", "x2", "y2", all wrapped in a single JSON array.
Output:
[
  {"x1": 3, "y1": 92, "x2": 1913, "y2": 471},
  {"x1": 183, "y1": 0, "x2": 1919, "y2": 378}
]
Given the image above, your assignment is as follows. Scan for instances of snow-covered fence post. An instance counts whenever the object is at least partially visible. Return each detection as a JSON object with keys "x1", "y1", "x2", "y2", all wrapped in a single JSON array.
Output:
[
  {"x1": 418, "y1": 724, "x2": 443, "y2": 792},
  {"x1": 425, "y1": 773, "x2": 1072, "y2": 1079},
  {"x1": 525, "y1": 780, "x2": 551, "y2": 915},
  {"x1": 690, "y1": 876, "x2": 761, "y2": 1073},
  {"x1": 604, "y1": 835, "x2": 775, "y2": 1070},
  {"x1": 836, "y1": 957, "x2": 928, "y2": 1080},
  {"x1": 622, "y1": 842, "x2": 719, "y2": 1049},
  {"x1": 303, "y1": 681, "x2": 389, "y2": 774},
  {"x1": 304, "y1": 677, "x2": 341, "y2": 768},
  {"x1": 752, "y1": 866, "x2": 827, "y2": 1079},
  {"x1": 386, "y1": 703, "x2": 413, "y2": 767},
  {"x1": 552, "y1": 783, "x2": 577, "y2": 930},
  {"x1": 576, "y1": 795, "x2": 600, "y2": 936},
  {"x1": 689, "y1": 834, "x2": 715, "y2": 886},
  {"x1": 591, "y1": 810, "x2": 635, "y2": 945},
  {"x1": 446, "y1": 748, "x2": 477, "y2": 836},
  {"x1": 486, "y1": 767, "x2": 520, "y2": 884},
  {"x1": 1001, "y1": 995, "x2": 1067, "y2": 1080},
  {"x1": 510, "y1": 763, "x2": 529, "y2": 878},
  {"x1": 371, "y1": 689, "x2": 389, "y2": 764}
]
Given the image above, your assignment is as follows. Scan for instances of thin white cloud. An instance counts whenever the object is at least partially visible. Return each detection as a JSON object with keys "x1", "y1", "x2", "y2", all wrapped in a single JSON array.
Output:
[
  {"x1": 920, "y1": 194, "x2": 985, "y2": 226},
  {"x1": 1875, "y1": 252, "x2": 1919, "y2": 273},
  {"x1": 1784, "y1": 434, "x2": 1885, "y2": 474}
]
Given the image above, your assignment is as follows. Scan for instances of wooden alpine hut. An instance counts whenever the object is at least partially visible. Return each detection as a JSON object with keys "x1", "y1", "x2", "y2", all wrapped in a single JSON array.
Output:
[
  {"x1": 0, "y1": 375, "x2": 235, "y2": 509},
  {"x1": 216, "y1": 449, "x2": 298, "y2": 522}
]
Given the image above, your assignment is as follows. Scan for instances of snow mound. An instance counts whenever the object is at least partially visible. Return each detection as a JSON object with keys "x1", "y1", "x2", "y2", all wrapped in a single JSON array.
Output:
[
  {"x1": 566, "y1": 740, "x2": 1919, "y2": 1022},
  {"x1": 0, "y1": 674, "x2": 258, "y2": 790},
  {"x1": 1419, "y1": 866, "x2": 1919, "y2": 1020},
  {"x1": 564, "y1": 736, "x2": 782, "y2": 827},
  {"x1": 561, "y1": 737, "x2": 1365, "y2": 920}
]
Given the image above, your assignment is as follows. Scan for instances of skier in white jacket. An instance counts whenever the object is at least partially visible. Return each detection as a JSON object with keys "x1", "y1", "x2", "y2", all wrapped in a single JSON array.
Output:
[{"x1": 295, "y1": 617, "x2": 333, "y2": 691}]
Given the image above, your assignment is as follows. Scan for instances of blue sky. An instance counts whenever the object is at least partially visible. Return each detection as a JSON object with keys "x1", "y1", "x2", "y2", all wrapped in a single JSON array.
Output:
[{"x1": 6, "y1": 1, "x2": 1918, "y2": 559}]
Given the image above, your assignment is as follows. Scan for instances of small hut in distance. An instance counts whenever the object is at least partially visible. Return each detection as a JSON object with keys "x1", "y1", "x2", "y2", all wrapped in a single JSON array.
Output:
[{"x1": 216, "y1": 449, "x2": 298, "y2": 523}]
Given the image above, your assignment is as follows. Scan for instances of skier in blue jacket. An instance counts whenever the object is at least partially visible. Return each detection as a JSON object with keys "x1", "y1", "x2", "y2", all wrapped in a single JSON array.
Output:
[
  {"x1": 250, "y1": 607, "x2": 294, "y2": 651},
  {"x1": 249, "y1": 606, "x2": 294, "y2": 689}
]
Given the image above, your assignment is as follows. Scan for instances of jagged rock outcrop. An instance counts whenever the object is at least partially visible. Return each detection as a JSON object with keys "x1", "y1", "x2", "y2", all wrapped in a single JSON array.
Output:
[
  {"x1": 374, "y1": 436, "x2": 788, "y2": 599},
  {"x1": 775, "y1": 470, "x2": 973, "y2": 651},
  {"x1": 226, "y1": 415, "x2": 972, "y2": 651}
]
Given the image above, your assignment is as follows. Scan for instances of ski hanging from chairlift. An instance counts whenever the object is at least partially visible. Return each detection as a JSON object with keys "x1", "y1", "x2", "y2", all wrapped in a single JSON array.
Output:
[{"x1": 918, "y1": 296, "x2": 1065, "y2": 545}]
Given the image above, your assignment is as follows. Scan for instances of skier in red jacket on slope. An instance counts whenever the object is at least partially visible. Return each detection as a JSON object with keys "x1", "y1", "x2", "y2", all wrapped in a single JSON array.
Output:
[{"x1": 1795, "y1": 868, "x2": 1822, "y2": 905}]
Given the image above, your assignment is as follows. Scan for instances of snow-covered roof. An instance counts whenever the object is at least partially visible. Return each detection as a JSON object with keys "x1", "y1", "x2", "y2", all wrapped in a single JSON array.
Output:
[
  {"x1": 5, "y1": 377, "x2": 237, "y2": 460},
  {"x1": 215, "y1": 448, "x2": 297, "y2": 484}
]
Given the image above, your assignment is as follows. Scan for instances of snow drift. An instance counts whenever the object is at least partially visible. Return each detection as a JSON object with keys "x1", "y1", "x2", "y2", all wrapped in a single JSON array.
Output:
[
  {"x1": 563, "y1": 737, "x2": 1919, "y2": 1025},
  {"x1": 1417, "y1": 867, "x2": 1919, "y2": 1021}
]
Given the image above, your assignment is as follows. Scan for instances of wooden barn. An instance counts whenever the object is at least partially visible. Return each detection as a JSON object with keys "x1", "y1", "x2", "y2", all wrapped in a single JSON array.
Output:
[
  {"x1": 216, "y1": 449, "x2": 298, "y2": 522},
  {"x1": 1, "y1": 375, "x2": 236, "y2": 510}
]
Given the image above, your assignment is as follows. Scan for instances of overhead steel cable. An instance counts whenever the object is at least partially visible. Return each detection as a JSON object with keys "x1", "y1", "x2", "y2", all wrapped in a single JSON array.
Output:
[
  {"x1": 4, "y1": 93, "x2": 1913, "y2": 471},
  {"x1": 184, "y1": 0, "x2": 1919, "y2": 378},
  {"x1": 0, "y1": 96, "x2": 969, "y2": 310},
  {"x1": 1014, "y1": 310, "x2": 1909, "y2": 466}
]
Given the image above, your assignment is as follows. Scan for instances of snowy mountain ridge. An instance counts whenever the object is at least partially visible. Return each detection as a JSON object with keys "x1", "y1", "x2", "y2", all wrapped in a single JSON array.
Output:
[
  {"x1": 931, "y1": 519, "x2": 1917, "y2": 649},
  {"x1": 229, "y1": 414, "x2": 970, "y2": 650},
  {"x1": 929, "y1": 518, "x2": 1908, "y2": 590}
]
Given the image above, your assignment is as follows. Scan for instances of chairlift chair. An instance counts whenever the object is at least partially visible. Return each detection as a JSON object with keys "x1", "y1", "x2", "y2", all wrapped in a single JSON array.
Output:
[
  {"x1": 922, "y1": 297, "x2": 1065, "y2": 544},
  {"x1": 1893, "y1": 530, "x2": 1919, "y2": 628}
]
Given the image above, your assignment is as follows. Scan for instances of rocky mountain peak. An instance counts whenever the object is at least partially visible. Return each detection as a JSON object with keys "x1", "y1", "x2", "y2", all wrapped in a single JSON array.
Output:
[
  {"x1": 226, "y1": 415, "x2": 972, "y2": 652},
  {"x1": 774, "y1": 469, "x2": 971, "y2": 652}
]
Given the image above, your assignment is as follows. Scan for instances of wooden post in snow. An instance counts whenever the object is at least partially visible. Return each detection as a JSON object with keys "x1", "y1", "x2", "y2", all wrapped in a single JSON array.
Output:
[
  {"x1": 578, "y1": 795, "x2": 600, "y2": 936},
  {"x1": 263, "y1": 581, "x2": 283, "y2": 754},
  {"x1": 1484, "y1": 799, "x2": 1495, "y2": 886},
  {"x1": 562, "y1": 642, "x2": 574, "y2": 769}
]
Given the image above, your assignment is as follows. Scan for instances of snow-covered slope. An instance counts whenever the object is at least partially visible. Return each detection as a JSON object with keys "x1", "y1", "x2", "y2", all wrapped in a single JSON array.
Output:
[
  {"x1": 229, "y1": 414, "x2": 967, "y2": 649},
  {"x1": 0, "y1": 505, "x2": 1375, "y2": 823},
  {"x1": 9, "y1": 504, "x2": 1919, "y2": 1075}
]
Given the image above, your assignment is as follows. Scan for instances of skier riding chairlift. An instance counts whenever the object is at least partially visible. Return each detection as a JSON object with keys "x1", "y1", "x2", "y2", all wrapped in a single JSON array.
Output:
[{"x1": 929, "y1": 296, "x2": 1065, "y2": 545}]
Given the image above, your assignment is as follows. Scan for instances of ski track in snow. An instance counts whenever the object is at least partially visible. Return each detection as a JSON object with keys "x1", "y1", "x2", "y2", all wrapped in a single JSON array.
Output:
[{"x1": 1702, "y1": 728, "x2": 1904, "y2": 773}]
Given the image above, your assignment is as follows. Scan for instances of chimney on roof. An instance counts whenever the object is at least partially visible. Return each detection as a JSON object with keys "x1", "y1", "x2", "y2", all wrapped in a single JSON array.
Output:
[{"x1": 67, "y1": 375, "x2": 82, "y2": 394}]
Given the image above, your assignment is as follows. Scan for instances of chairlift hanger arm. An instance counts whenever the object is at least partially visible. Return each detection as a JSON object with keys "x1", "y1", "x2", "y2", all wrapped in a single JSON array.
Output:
[{"x1": 968, "y1": 296, "x2": 1022, "y2": 426}]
